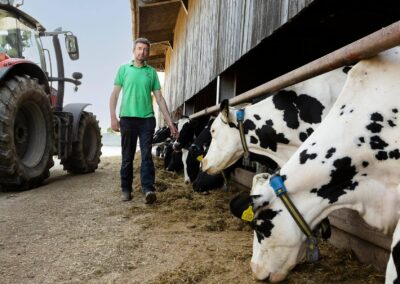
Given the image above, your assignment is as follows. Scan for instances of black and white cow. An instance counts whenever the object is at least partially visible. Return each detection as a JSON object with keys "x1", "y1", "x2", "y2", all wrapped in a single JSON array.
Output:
[
  {"x1": 152, "y1": 125, "x2": 173, "y2": 159},
  {"x1": 153, "y1": 126, "x2": 171, "y2": 144},
  {"x1": 190, "y1": 118, "x2": 278, "y2": 192},
  {"x1": 174, "y1": 116, "x2": 210, "y2": 184},
  {"x1": 163, "y1": 141, "x2": 184, "y2": 172},
  {"x1": 201, "y1": 67, "x2": 349, "y2": 174},
  {"x1": 230, "y1": 47, "x2": 400, "y2": 282}
]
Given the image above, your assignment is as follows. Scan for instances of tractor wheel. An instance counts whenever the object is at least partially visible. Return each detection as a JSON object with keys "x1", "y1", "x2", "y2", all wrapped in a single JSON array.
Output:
[
  {"x1": 61, "y1": 111, "x2": 102, "y2": 173},
  {"x1": 0, "y1": 75, "x2": 54, "y2": 190}
]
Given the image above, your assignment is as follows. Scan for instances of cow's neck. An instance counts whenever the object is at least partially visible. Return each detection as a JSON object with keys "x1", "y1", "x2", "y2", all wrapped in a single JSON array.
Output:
[
  {"x1": 238, "y1": 104, "x2": 299, "y2": 167},
  {"x1": 278, "y1": 158, "x2": 400, "y2": 235}
]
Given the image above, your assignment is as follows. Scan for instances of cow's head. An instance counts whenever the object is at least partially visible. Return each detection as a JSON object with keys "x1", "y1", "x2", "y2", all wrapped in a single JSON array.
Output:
[
  {"x1": 230, "y1": 173, "x2": 310, "y2": 282},
  {"x1": 202, "y1": 100, "x2": 243, "y2": 174},
  {"x1": 173, "y1": 116, "x2": 193, "y2": 152},
  {"x1": 188, "y1": 117, "x2": 215, "y2": 160},
  {"x1": 153, "y1": 126, "x2": 171, "y2": 144}
]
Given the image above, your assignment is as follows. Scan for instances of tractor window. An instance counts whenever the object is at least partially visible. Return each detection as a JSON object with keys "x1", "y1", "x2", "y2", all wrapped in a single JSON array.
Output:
[
  {"x1": 18, "y1": 21, "x2": 43, "y2": 67},
  {"x1": 0, "y1": 10, "x2": 19, "y2": 57},
  {"x1": 0, "y1": 9, "x2": 44, "y2": 68}
]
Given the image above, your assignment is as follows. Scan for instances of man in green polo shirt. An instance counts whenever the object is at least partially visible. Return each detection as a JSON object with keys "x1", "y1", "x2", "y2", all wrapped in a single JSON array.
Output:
[{"x1": 109, "y1": 37, "x2": 178, "y2": 203}]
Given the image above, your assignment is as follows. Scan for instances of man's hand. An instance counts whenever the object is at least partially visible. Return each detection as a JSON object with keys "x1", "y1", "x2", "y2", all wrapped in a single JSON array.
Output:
[
  {"x1": 169, "y1": 123, "x2": 179, "y2": 139},
  {"x1": 111, "y1": 117, "x2": 120, "y2": 132}
]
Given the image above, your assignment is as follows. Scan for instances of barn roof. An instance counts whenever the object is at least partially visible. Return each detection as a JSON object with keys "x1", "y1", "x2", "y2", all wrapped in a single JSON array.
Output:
[{"x1": 130, "y1": 0, "x2": 183, "y2": 70}]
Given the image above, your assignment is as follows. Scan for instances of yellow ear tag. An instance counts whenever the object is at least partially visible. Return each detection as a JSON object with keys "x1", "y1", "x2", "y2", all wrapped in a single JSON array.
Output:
[
  {"x1": 196, "y1": 155, "x2": 203, "y2": 162},
  {"x1": 241, "y1": 205, "x2": 254, "y2": 222}
]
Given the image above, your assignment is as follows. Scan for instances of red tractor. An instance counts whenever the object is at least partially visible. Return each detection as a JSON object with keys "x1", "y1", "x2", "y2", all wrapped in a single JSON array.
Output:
[{"x1": 0, "y1": 2, "x2": 102, "y2": 189}]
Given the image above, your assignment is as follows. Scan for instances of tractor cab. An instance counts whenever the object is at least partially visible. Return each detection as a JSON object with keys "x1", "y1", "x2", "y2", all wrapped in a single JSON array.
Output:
[{"x1": 0, "y1": 1, "x2": 102, "y2": 190}]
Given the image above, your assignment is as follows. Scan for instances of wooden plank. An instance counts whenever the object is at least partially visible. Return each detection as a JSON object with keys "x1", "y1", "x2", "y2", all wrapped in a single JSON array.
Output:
[
  {"x1": 230, "y1": 168, "x2": 254, "y2": 189},
  {"x1": 329, "y1": 209, "x2": 392, "y2": 250},
  {"x1": 330, "y1": 227, "x2": 389, "y2": 273}
]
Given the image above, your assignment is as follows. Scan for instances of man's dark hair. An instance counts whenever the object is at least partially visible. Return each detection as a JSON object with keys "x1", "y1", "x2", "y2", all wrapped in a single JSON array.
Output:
[{"x1": 134, "y1": 37, "x2": 151, "y2": 49}]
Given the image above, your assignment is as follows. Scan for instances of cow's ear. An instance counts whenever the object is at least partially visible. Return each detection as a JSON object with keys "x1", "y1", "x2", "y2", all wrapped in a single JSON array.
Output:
[
  {"x1": 230, "y1": 193, "x2": 258, "y2": 222},
  {"x1": 220, "y1": 99, "x2": 230, "y2": 122}
]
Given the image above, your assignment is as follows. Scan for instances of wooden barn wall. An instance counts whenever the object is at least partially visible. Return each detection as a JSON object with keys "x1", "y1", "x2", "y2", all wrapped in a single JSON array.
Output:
[
  {"x1": 164, "y1": 0, "x2": 314, "y2": 112},
  {"x1": 164, "y1": 8, "x2": 187, "y2": 111}
]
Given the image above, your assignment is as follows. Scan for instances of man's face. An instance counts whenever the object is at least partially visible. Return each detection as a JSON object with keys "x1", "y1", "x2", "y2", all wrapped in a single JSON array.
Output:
[{"x1": 134, "y1": 42, "x2": 149, "y2": 62}]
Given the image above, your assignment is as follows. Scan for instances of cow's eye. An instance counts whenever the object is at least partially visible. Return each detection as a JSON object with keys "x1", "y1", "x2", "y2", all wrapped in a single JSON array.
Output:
[{"x1": 211, "y1": 129, "x2": 215, "y2": 133}]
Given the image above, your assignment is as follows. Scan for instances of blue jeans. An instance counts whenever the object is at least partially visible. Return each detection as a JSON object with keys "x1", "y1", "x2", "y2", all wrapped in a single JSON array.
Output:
[{"x1": 120, "y1": 117, "x2": 156, "y2": 194}]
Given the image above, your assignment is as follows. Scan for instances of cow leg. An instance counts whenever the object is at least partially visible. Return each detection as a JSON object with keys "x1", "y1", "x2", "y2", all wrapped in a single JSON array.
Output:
[
  {"x1": 182, "y1": 149, "x2": 190, "y2": 184},
  {"x1": 386, "y1": 218, "x2": 400, "y2": 284}
]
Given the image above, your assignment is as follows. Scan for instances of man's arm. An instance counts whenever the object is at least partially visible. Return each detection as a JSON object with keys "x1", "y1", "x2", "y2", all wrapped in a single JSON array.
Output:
[
  {"x1": 153, "y1": 89, "x2": 179, "y2": 138},
  {"x1": 109, "y1": 85, "x2": 122, "y2": 132}
]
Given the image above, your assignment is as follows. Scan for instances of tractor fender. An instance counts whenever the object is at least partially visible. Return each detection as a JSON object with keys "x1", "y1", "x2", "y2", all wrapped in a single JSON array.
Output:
[
  {"x1": 62, "y1": 103, "x2": 91, "y2": 142},
  {"x1": 0, "y1": 62, "x2": 50, "y2": 93}
]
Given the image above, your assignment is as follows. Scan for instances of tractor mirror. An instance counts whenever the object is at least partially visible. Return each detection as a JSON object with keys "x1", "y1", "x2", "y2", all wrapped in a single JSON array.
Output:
[
  {"x1": 72, "y1": 72, "x2": 82, "y2": 80},
  {"x1": 65, "y1": 34, "x2": 79, "y2": 60}
]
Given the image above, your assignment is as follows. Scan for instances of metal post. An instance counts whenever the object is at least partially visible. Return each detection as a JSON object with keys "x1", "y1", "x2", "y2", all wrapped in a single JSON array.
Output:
[{"x1": 190, "y1": 20, "x2": 400, "y2": 119}]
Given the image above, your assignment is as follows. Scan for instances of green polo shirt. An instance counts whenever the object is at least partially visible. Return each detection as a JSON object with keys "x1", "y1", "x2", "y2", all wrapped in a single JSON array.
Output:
[{"x1": 114, "y1": 61, "x2": 161, "y2": 118}]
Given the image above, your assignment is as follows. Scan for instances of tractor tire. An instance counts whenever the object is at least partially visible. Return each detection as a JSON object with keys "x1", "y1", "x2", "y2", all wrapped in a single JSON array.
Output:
[
  {"x1": 0, "y1": 75, "x2": 54, "y2": 190},
  {"x1": 61, "y1": 111, "x2": 102, "y2": 173}
]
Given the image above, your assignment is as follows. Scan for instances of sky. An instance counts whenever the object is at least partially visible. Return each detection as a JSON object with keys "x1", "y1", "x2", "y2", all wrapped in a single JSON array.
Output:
[{"x1": 21, "y1": 0, "x2": 135, "y2": 132}]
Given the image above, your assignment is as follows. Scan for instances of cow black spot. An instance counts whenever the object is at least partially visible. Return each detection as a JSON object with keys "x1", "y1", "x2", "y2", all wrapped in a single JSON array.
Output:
[
  {"x1": 370, "y1": 135, "x2": 388, "y2": 150},
  {"x1": 250, "y1": 136, "x2": 258, "y2": 144},
  {"x1": 228, "y1": 122, "x2": 237, "y2": 129},
  {"x1": 255, "y1": 120, "x2": 290, "y2": 152},
  {"x1": 362, "y1": 161, "x2": 369, "y2": 168},
  {"x1": 366, "y1": 112, "x2": 384, "y2": 133},
  {"x1": 366, "y1": 122, "x2": 383, "y2": 133},
  {"x1": 371, "y1": 112, "x2": 384, "y2": 122},
  {"x1": 299, "y1": 149, "x2": 318, "y2": 164},
  {"x1": 254, "y1": 114, "x2": 261, "y2": 120},
  {"x1": 362, "y1": 173, "x2": 368, "y2": 176},
  {"x1": 359, "y1": 137, "x2": 365, "y2": 143},
  {"x1": 391, "y1": 240, "x2": 400, "y2": 283},
  {"x1": 272, "y1": 91, "x2": 325, "y2": 129},
  {"x1": 296, "y1": 95, "x2": 325, "y2": 125},
  {"x1": 312, "y1": 142, "x2": 316, "y2": 146},
  {"x1": 342, "y1": 66, "x2": 352, "y2": 74},
  {"x1": 350, "y1": 109, "x2": 354, "y2": 113},
  {"x1": 389, "y1": 149, "x2": 400, "y2": 159},
  {"x1": 178, "y1": 122, "x2": 195, "y2": 148},
  {"x1": 340, "y1": 112, "x2": 344, "y2": 116},
  {"x1": 273, "y1": 90, "x2": 299, "y2": 129},
  {"x1": 254, "y1": 209, "x2": 280, "y2": 242},
  {"x1": 299, "y1": 128, "x2": 314, "y2": 142},
  {"x1": 376, "y1": 151, "x2": 388, "y2": 160},
  {"x1": 266, "y1": 119, "x2": 273, "y2": 127},
  {"x1": 341, "y1": 105, "x2": 346, "y2": 109},
  {"x1": 310, "y1": 157, "x2": 359, "y2": 203},
  {"x1": 252, "y1": 195, "x2": 263, "y2": 201},
  {"x1": 299, "y1": 132, "x2": 308, "y2": 142},
  {"x1": 325, "y1": 148, "x2": 336, "y2": 159},
  {"x1": 393, "y1": 108, "x2": 398, "y2": 113},
  {"x1": 243, "y1": 119, "x2": 256, "y2": 135},
  {"x1": 388, "y1": 120, "x2": 397, "y2": 127}
]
